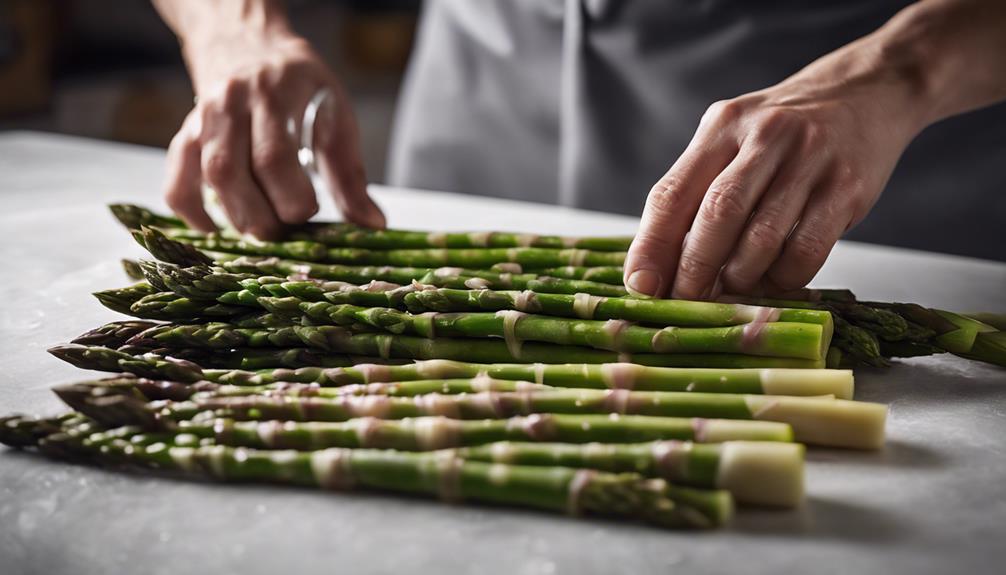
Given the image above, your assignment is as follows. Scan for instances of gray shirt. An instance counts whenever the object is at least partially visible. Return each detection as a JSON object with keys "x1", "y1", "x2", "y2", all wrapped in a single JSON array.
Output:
[{"x1": 389, "y1": 0, "x2": 1006, "y2": 261}]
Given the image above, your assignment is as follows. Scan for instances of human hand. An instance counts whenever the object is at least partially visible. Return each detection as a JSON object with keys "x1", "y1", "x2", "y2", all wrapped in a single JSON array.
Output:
[
  {"x1": 623, "y1": 38, "x2": 930, "y2": 300},
  {"x1": 164, "y1": 24, "x2": 384, "y2": 239}
]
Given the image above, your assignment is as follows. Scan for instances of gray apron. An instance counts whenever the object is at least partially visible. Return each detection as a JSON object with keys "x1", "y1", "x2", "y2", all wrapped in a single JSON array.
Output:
[{"x1": 388, "y1": 0, "x2": 1006, "y2": 261}]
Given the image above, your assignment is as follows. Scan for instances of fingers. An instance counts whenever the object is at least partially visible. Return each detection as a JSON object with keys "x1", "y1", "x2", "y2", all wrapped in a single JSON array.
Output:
[
  {"x1": 199, "y1": 84, "x2": 283, "y2": 239},
  {"x1": 163, "y1": 112, "x2": 214, "y2": 231},
  {"x1": 316, "y1": 88, "x2": 385, "y2": 229},
  {"x1": 250, "y1": 96, "x2": 318, "y2": 225},
  {"x1": 766, "y1": 181, "x2": 853, "y2": 291},
  {"x1": 719, "y1": 139, "x2": 827, "y2": 294},
  {"x1": 623, "y1": 134, "x2": 735, "y2": 298},
  {"x1": 668, "y1": 131, "x2": 795, "y2": 300}
]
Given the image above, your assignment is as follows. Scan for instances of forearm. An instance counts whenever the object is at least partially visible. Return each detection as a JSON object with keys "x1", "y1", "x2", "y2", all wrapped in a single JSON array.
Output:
[
  {"x1": 152, "y1": 0, "x2": 298, "y2": 92},
  {"x1": 870, "y1": 0, "x2": 1006, "y2": 126}
]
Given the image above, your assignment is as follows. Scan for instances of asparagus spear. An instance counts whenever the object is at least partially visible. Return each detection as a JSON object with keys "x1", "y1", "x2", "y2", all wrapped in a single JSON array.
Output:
[
  {"x1": 141, "y1": 306, "x2": 830, "y2": 361},
  {"x1": 55, "y1": 379, "x2": 882, "y2": 449},
  {"x1": 144, "y1": 264, "x2": 827, "y2": 329},
  {"x1": 142, "y1": 257, "x2": 629, "y2": 306},
  {"x1": 2, "y1": 412, "x2": 797, "y2": 507},
  {"x1": 173, "y1": 413, "x2": 797, "y2": 448},
  {"x1": 534, "y1": 266, "x2": 624, "y2": 285},
  {"x1": 111, "y1": 203, "x2": 635, "y2": 252},
  {"x1": 56, "y1": 375, "x2": 555, "y2": 402},
  {"x1": 127, "y1": 322, "x2": 827, "y2": 368},
  {"x1": 400, "y1": 287, "x2": 833, "y2": 327},
  {"x1": 5, "y1": 415, "x2": 727, "y2": 529},
  {"x1": 49, "y1": 345, "x2": 855, "y2": 398},
  {"x1": 161, "y1": 229, "x2": 628, "y2": 269},
  {"x1": 458, "y1": 440, "x2": 804, "y2": 507}
]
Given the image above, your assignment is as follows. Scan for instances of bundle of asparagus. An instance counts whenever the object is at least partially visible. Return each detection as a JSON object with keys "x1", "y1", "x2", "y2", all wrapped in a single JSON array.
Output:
[{"x1": 3, "y1": 203, "x2": 996, "y2": 531}]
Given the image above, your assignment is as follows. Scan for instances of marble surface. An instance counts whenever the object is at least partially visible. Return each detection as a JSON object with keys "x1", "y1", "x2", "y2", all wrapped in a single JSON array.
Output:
[{"x1": 1, "y1": 132, "x2": 1004, "y2": 575}]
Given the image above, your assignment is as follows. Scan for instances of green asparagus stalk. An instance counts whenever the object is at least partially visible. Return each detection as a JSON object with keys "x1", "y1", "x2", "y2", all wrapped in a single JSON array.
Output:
[
  {"x1": 399, "y1": 286, "x2": 833, "y2": 327},
  {"x1": 111, "y1": 203, "x2": 634, "y2": 252},
  {"x1": 534, "y1": 266, "x2": 625, "y2": 285},
  {"x1": 149, "y1": 305, "x2": 830, "y2": 361},
  {"x1": 458, "y1": 440, "x2": 804, "y2": 507},
  {"x1": 162, "y1": 228, "x2": 628, "y2": 268},
  {"x1": 181, "y1": 413, "x2": 797, "y2": 448},
  {"x1": 49, "y1": 345, "x2": 854, "y2": 398},
  {"x1": 161, "y1": 266, "x2": 827, "y2": 328},
  {"x1": 4, "y1": 415, "x2": 727, "y2": 528},
  {"x1": 3, "y1": 412, "x2": 796, "y2": 507},
  {"x1": 55, "y1": 379, "x2": 882, "y2": 449},
  {"x1": 54, "y1": 375, "x2": 555, "y2": 402},
  {"x1": 128, "y1": 322, "x2": 827, "y2": 368}
]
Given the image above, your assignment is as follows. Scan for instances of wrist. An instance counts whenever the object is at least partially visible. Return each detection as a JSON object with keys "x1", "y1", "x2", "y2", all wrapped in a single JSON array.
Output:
[{"x1": 867, "y1": 2, "x2": 950, "y2": 130}]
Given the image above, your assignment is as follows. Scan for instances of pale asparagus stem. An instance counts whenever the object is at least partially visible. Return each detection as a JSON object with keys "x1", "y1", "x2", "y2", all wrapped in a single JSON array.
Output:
[
  {"x1": 48, "y1": 346, "x2": 853, "y2": 398},
  {"x1": 110, "y1": 203, "x2": 634, "y2": 252},
  {"x1": 56, "y1": 381, "x2": 881, "y2": 449},
  {"x1": 4, "y1": 414, "x2": 727, "y2": 529}
]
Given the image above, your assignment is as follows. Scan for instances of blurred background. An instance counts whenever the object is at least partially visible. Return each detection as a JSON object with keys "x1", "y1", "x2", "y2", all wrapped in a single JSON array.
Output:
[{"x1": 0, "y1": 0, "x2": 418, "y2": 181}]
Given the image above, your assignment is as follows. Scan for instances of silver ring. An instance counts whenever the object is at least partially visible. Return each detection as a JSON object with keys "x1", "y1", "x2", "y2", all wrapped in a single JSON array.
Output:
[{"x1": 298, "y1": 88, "x2": 333, "y2": 175}]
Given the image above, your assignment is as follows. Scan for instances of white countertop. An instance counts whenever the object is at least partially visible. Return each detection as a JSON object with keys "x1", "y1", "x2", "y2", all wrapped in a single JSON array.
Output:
[{"x1": 1, "y1": 131, "x2": 1005, "y2": 575}]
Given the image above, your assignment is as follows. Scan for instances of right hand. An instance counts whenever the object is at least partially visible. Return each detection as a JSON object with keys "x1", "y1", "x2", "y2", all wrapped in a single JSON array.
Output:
[{"x1": 166, "y1": 28, "x2": 385, "y2": 239}]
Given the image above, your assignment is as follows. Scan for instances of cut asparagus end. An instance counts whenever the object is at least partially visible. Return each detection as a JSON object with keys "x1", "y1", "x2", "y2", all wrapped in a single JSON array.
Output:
[
  {"x1": 744, "y1": 396, "x2": 887, "y2": 450},
  {"x1": 716, "y1": 441, "x2": 805, "y2": 507},
  {"x1": 758, "y1": 369, "x2": 855, "y2": 400},
  {"x1": 698, "y1": 419, "x2": 794, "y2": 443}
]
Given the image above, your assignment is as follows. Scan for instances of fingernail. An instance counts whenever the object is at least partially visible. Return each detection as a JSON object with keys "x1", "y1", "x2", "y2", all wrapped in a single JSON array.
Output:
[{"x1": 625, "y1": 269, "x2": 662, "y2": 298}]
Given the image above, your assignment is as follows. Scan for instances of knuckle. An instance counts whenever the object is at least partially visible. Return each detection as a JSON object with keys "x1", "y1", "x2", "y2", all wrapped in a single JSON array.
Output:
[
  {"x1": 645, "y1": 176, "x2": 688, "y2": 214},
  {"x1": 721, "y1": 262, "x2": 759, "y2": 293},
  {"x1": 705, "y1": 99, "x2": 743, "y2": 124},
  {"x1": 676, "y1": 252, "x2": 718, "y2": 281},
  {"x1": 701, "y1": 180, "x2": 748, "y2": 223},
  {"x1": 788, "y1": 231, "x2": 832, "y2": 265},
  {"x1": 252, "y1": 141, "x2": 295, "y2": 173},
  {"x1": 745, "y1": 219, "x2": 787, "y2": 251},
  {"x1": 632, "y1": 229, "x2": 678, "y2": 255},
  {"x1": 203, "y1": 152, "x2": 238, "y2": 186}
]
